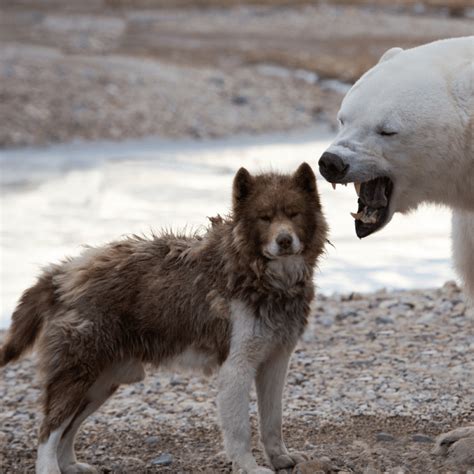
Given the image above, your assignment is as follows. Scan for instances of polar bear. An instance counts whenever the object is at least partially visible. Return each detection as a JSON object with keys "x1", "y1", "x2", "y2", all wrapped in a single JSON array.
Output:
[{"x1": 318, "y1": 36, "x2": 474, "y2": 465}]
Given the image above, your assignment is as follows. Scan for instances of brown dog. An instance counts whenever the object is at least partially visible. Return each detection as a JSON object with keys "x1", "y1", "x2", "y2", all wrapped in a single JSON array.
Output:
[{"x1": 0, "y1": 163, "x2": 328, "y2": 474}]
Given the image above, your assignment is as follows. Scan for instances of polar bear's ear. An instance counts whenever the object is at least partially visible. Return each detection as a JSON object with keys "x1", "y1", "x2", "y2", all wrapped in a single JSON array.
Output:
[{"x1": 378, "y1": 47, "x2": 404, "y2": 64}]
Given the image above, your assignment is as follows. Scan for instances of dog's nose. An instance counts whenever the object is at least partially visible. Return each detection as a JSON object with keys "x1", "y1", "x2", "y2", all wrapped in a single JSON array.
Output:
[
  {"x1": 318, "y1": 152, "x2": 349, "y2": 182},
  {"x1": 276, "y1": 232, "x2": 293, "y2": 250}
]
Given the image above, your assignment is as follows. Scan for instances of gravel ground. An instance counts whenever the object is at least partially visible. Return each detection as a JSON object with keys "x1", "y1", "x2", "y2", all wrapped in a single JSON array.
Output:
[
  {"x1": 1, "y1": 2, "x2": 473, "y2": 470},
  {"x1": 1, "y1": 2, "x2": 473, "y2": 147},
  {"x1": 1, "y1": 281, "x2": 473, "y2": 473}
]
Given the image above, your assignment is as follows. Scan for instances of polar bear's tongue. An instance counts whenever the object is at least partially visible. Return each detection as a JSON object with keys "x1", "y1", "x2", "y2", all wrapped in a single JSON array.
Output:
[
  {"x1": 360, "y1": 177, "x2": 390, "y2": 208},
  {"x1": 354, "y1": 177, "x2": 393, "y2": 238}
]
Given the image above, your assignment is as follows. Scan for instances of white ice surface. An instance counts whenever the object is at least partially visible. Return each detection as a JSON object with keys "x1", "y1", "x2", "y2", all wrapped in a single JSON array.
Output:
[{"x1": 0, "y1": 126, "x2": 454, "y2": 327}]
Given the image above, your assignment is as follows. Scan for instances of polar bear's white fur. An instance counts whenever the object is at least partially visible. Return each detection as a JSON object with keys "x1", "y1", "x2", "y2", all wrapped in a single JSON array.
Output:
[
  {"x1": 322, "y1": 36, "x2": 474, "y2": 299},
  {"x1": 320, "y1": 36, "x2": 474, "y2": 464}
]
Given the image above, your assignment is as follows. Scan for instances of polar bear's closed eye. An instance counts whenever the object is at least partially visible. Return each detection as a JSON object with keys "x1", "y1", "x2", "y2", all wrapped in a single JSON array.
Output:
[{"x1": 378, "y1": 129, "x2": 398, "y2": 137}]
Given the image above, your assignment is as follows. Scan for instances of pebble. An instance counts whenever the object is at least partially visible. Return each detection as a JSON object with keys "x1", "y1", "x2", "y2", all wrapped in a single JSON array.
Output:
[
  {"x1": 231, "y1": 95, "x2": 249, "y2": 106},
  {"x1": 376, "y1": 432, "x2": 396, "y2": 442},
  {"x1": 145, "y1": 436, "x2": 160, "y2": 446},
  {"x1": 411, "y1": 434, "x2": 434, "y2": 443},
  {"x1": 151, "y1": 453, "x2": 173, "y2": 466}
]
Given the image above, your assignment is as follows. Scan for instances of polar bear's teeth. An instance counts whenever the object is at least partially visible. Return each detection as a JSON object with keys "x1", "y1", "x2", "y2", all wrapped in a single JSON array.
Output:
[
  {"x1": 332, "y1": 183, "x2": 337, "y2": 190},
  {"x1": 354, "y1": 182, "x2": 361, "y2": 196},
  {"x1": 360, "y1": 209, "x2": 379, "y2": 224},
  {"x1": 352, "y1": 208, "x2": 380, "y2": 224}
]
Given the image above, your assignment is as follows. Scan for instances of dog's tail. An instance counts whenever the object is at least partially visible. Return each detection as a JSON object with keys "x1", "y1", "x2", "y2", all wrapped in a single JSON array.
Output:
[{"x1": 0, "y1": 269, "x2": 58, "y2": 367}]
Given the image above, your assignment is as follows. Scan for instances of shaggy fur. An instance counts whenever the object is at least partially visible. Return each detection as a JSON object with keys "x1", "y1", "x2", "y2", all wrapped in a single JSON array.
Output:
[{"x1": 0, "y1": 163, "x2": 328, "y2": 474}]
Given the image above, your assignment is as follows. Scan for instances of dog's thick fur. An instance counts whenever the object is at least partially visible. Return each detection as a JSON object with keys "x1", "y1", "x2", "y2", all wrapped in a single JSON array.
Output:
[
  {"x1": 0, "y1": 163, "x2": 328, "y2": 474},
  {"x1": 320, "y1": 37, "x2": 474, "y2": 462}
]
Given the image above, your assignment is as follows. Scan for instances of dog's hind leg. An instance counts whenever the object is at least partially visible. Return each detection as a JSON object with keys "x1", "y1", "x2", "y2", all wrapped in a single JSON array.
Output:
[
  {"x1": 57, "y1": 391, "x2": 116, "y2": 474},
  {"x1": 37, "y1": 414, "x2": 75, "y2": 474},
  {"x1": 37, "y1": 373, "x2": 96, "y2": 474},
  {"x1": 58, "y1": 360, "x2": 145, "y2": 474}
]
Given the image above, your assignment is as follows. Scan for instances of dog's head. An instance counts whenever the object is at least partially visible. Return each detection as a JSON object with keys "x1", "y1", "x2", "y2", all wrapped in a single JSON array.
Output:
[{"x1": 232, "y1": 163, "x2": 327, "y2": 262}]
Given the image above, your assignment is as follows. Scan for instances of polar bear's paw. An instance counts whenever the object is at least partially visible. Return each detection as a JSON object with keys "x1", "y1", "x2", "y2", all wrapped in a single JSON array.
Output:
[
  {"x1": 433, "y1": 426, "x2": 474, "y2": 466},
  {"x1": 270, "y1": 451, "x2": 308, "y2": 470}
]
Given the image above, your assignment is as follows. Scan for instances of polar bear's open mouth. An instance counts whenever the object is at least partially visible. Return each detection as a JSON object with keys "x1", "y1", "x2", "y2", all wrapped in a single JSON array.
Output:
[{"x1": 350, "y1": 176, "x2": 393, "y2": 238}]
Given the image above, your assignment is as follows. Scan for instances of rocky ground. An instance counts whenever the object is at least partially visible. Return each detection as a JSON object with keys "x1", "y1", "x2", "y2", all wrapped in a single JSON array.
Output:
[
  {"x1": 1, "y1": 1, "x2": 473, "y2": 147},
  {"x1": 1, "y1": 281, "x2": 473, "y2": 473},
  {"x1": 1, "y1": 2, "x2": 473, "y2": 472}
]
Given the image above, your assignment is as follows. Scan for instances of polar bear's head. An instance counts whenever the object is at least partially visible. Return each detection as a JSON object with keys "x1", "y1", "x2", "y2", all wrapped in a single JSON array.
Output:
[{"x1": 319, "y1": 39, "x2": 472, "y2": 238}]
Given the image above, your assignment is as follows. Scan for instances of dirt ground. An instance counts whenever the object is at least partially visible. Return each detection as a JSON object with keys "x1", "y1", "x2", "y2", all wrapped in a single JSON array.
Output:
[{"x1": 1, "y1": 0, "x2": 473, "y2": 147}]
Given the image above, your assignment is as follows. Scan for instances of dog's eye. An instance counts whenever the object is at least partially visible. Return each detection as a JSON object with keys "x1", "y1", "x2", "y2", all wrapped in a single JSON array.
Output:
[
  {"x1": 259, "y1": 215, "x2": 272, "y2": 222},
  {"x1": 379, "y1": 130, "x2": 397, "y2": 137},
  {"x1": 288, "y1": 212, "x2": 300, "y2": 219}
]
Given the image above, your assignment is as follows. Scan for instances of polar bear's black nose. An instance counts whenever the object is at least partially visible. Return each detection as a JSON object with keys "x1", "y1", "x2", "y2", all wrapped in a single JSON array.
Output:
[{"x1": 318, "y1": 152, "x2": 349, "y2": 182}]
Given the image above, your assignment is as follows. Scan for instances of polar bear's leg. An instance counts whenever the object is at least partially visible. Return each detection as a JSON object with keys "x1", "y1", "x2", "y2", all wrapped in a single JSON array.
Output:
[
  {"x1": 452, "y1": 210, "x2": 474, "y2": 302},
  {"x1": 437, "y1": 210, "x2": 474, "y2": 467}
]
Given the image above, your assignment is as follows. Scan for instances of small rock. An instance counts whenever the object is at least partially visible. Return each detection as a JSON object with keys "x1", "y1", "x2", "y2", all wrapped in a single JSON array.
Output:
[
  {"x1": 112, "y1": 456, "x2": 146, "y2": 471},
  {"x1": 386, "y1": 467, "x2": 405, "y2": 474},
  {"x1": 294, "y1": 373, "x2": 305, "y2": 385},
  {"x1": 232, "y1": 95, "x2": 249, "y2": 105},
  {"x1": 363, "y1": 468, "x2": 379, "y2": 474},
  {"x1": 379, "y1": 299, "x2": 399, "y2": 309},
  {"x1": 412, "y1": 433, "x2": 434, "y2": 443},
  {"x1": 336, "y1": 309, "x2": 357, "y2": 321},
  {"x1": 376, "y1": 432, "x2": 395, "y2": 442},
  {"x1": 151, "y1": 453, "x2": 173, "y2": 466},
  {"x1": 292, "y1": 457, "x2": 332, "y2": 474},
  {"x1": 145, "y1": 436, "x2": 160, "y2": 446},
  {"x1": 375, "y1": 316, "x2": 393, "y2": 324}
]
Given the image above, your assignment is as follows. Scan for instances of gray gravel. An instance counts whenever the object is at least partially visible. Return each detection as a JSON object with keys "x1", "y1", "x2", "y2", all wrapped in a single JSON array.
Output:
[{"x1": 1, "y1": 281, "x2": 473, "y2": 472}]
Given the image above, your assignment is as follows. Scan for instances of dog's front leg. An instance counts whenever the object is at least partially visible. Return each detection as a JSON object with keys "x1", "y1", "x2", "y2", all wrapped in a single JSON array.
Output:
[
  {"x1": 256, "y1": 349, "x2": 306, "y2": 471},
  {"x1": 217, "y1": 359, "x2": 272, "y2": 474}
]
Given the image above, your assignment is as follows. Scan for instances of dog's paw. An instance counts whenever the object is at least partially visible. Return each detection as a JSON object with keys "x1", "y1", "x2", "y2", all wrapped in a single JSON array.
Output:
[
  {"x1": 233, "y1": 460, "x2": 274, "y2": 474},
  {"x1": 62, "y1": 463, "x2": 98, "y2": 474},
  {"x1": 270, "y1": 451, "x2": 307, "y2": 470}
]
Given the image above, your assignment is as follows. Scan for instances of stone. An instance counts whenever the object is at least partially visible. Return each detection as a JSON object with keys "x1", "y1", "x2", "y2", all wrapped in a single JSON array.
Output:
[
  {"x1": 151, "y1": 453, "x2": 173, "y2": 466},
  {"x1": 292, "y1": 457, "x2": 333, "y2": 474},
  {"x1": 411, "y1": 434, "x2": 433, "y2": 443},
  {"x1": 145, "y1": 436, "x2": 160, "y2": 446},
  {"x1": 376, "y1": 432, "x2": 395, "y2": 442},
  {"x1": 231, "y1": 95, "x2": 249, "y2": 105}
]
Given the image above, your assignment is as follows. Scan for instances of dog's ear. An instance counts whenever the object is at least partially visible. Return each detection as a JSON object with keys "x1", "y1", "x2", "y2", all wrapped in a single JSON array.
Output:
[
  {"x1": 233, "y1": 167, "x2": 253, "y2": 206},
  {"x1": 293, "y1": 162, "x2": 316, "y2": 193}
]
